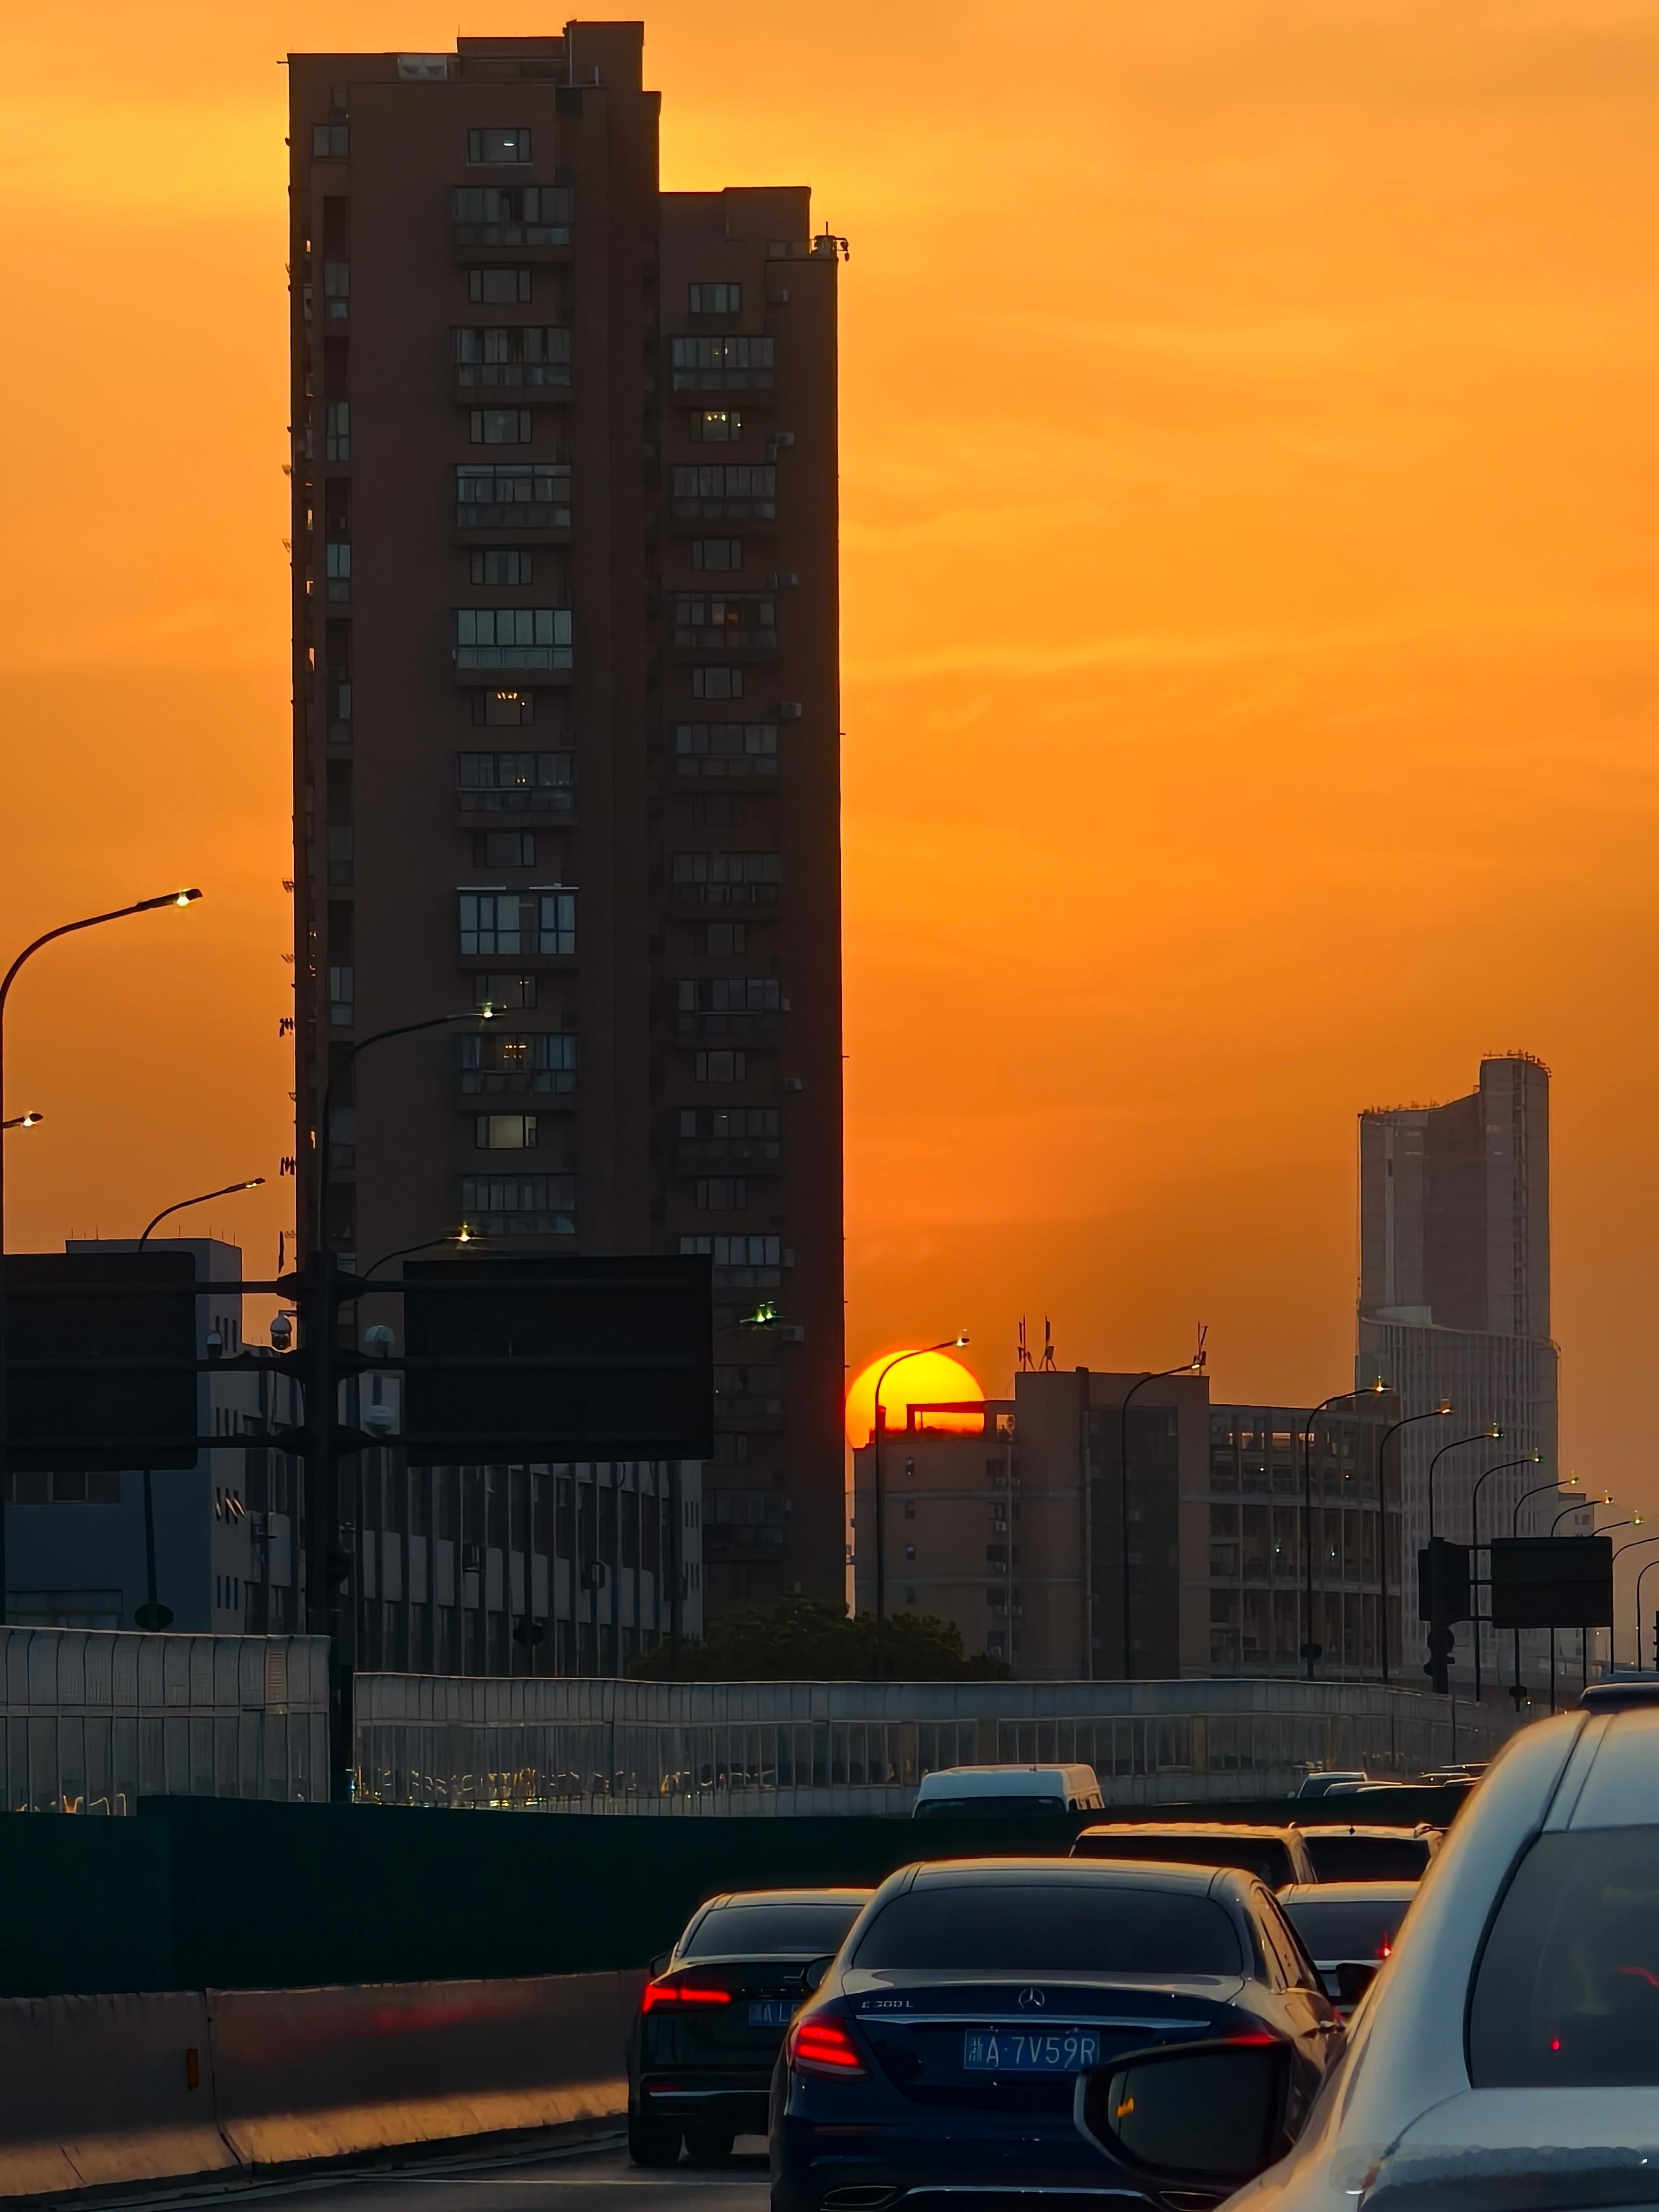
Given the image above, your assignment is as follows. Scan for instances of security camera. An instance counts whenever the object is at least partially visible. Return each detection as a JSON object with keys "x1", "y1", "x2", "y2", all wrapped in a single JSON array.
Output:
[
  {"x1": 269, "y1": 1313, "x2": 294, "y2": 1351},
  {"x1": 362, "y1": 1403, "x2": 397, "y2": 1436},
  {"x1": 363, "y1": 1323, "x2": 395, "y2": 1357}
]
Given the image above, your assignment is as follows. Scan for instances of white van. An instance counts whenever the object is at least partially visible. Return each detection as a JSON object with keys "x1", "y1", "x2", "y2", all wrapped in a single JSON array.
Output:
[{"x1": 911, "y1": 1763, "x2": 1104, "y2": 1819}]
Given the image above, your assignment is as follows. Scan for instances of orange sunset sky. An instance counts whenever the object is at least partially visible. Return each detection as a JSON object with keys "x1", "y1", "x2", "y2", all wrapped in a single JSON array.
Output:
[{"x1": 3, "y1": 3, "x2": 1659, "y2": 1503}]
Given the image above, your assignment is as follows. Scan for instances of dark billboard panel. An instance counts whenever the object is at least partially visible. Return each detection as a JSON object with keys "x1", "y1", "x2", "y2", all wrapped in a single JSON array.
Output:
[
  {"x1": 5, "y1": 1252, "x2": 200, "y2": 1471},
  {"x1": 400, "y1": 1254, "x2": 714, "y2": 1464},
  {"x1": 1489, "y1": 1535, "x2": 1614, "y2": 1629}
]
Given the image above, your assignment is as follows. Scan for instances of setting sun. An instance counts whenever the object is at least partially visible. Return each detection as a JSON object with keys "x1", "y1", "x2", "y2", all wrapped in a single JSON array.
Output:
[{"x1": 845, "y1": 1349, "x2": 985, "y2": 1449}]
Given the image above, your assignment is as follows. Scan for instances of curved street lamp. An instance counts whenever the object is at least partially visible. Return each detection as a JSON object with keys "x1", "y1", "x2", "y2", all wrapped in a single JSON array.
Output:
[
  {"x1": 1467, "y1": 1452, "x2": 1541, "y2": 1702},
  {"x1": 1551, "y1": 1488, "x2": 1608, "y2": 1534},
  {"x1": 1609, "y1": 1532, "x2": 1659, "y2": 1674},
  {"x1": 1427, "y1": 1425, "x2": 1502, "y2": 1542},
  {"x1": 130, "y1": 1177, "x2": 266, "y2": 1631},
  {"x1": 871, "y1": 1338, "x2": 969, "y2": 1648},
  {"x1": 1, "y1": 1113, "x2": 43, "y2": 1132},
  {"x1": 0, "y1": 888, "x2": 204, "y2": 1624},
  {"x1": 1118, "y1": 1333, "x2": 1209, "y2": 1679},
  {"x1": 1370, "y1": 1400, "x2": 1453, "y2": 1682},
  {"x1": 1636, "y1": 1552, "x2": 1659, "y2": 1676},
  {"x1": 1301, "y1": 1382, "x2": 1387, "y2": 1680}
]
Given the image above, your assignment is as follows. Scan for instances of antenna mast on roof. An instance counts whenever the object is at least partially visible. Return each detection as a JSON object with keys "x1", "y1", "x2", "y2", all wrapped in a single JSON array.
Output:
[{"x1": 1039, "y1": 1318, "x2": 1057, "y2": 1372}]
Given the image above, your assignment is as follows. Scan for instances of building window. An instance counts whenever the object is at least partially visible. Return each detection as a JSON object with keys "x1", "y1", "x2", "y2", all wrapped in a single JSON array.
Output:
[
  {"x1": 689, "y1": 282, "x2": 741, "y2": 315},
  {"x1": 470, "y1": 549, "x2": 534, "y2": 586},
  {"x1": 711, "y1": 1361, "x2": 785, "y2": 1414},
  {"x1": 468, "y1": 266, "x2": 534, "y2": 304},
  {"x1": 696, "y1": 1051, "x2": 747, "y2": 1083},
  {"x1": 471, "y1": 972, "x2": 537, "y2": 1010},
  {"x1": 325, "y1": 541, "x2": 352, "y2": 599},
  {"x1": 679, "y1": 1107, "x2": 779, "y2": 1144},
  {"x1": 312, "y1": 123, "x2": 349, "y2": 158},
  {"x1": 457, "y1": 890, "x2": 576, "y2": 957},
  {"x1": 453, "y1": 185, "x2": 571, "y2": 244},
  {"x1": 328, "y1": 965, "x2": 354, "y2": 1026},
  {"x1": 468, "y1": 126, "x2": 531, "y2": 164},
  {"x1": 456, "y1": 461, "x2": 570, "y2": 529},
  {"x1": 470, "y1": 409, "x2": 532, "y2": 446},
  {"x1": 674, "y1": 723, "x2": 779, "y2": 778},
  {"x1": 460, "y1": 1173, "x2": 574, "y2": 1235},
  {"x1": 454, "y1": 607, "x2": 571, "y2": 668},
  {"x1": 692, "y1": 667, "x2": 743, "y2": 699},
  {"x1": 671, "y1": 851, "x2": 781, "y2": 904},
  {"x1": 476, "y1": 1113, "x2": 537, "y2": 1149},
  {"x1": 699, "y1": 923, "x2": 746, "y2": 954},
  {"x1": 325, "y1": 401, "x2": 350, "y2": 460},
  {"x1": 460, "y1": 1030, "x2": 576, "y2": 1093},
  {"x1": 323, "y1": 261, "x2": 350, "y2": 318},
  {"x1": 696, "y1": 1178, "x2": 747, "y2": 1211},
  {"x1": 676, "y1": 976, "x2": 782, "y2": 1032},
  {"x1": 689, "y1": 410, "x2": 743, "y2": 443},
  {"x1": 674, "y1": 592, "x2": 777, "y2": 649},
  {"x1": 454, "y1": 325, "x2": 571, "y2": 388},
  {"x1": 471, "y1": 687, "x2": 536, "y2": 727},
  {"x1": 672, "y1": 463, "x2": 776, "y2": 520},
  {"x1": 691, "y1": 539, "x2": 742, "y2": 571},
  {"x1": 670, "y1": 334, "x2": 774, "y2": 391},
  {"x1": 456, "y1": 751, "x2": 574, "y2": 811},
  {"x1": 473, "y1": 830, "x2": 536, "y2": 867}
]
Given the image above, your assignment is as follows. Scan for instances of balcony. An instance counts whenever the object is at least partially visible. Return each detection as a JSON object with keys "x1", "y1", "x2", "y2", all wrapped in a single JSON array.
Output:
[
  {"x1": 456, "y1": 751, "x2": 576, "y2": 815},
  {"x1": 459, "y1": 1173, "x2": 576, "y2": 1237},
  {"x1": 678, "y1": 1136, "x2": 781, "y2": 1168},
  {"x1": 672, "y1": 594, "x2": 778, "y2": 653},
  {"x1": 675, "y1": 1010, "x2": 781, "y2": 1044},
  {"x1": 673, "y1": 722, "x2": 779, "y2": 781},
  {"x1": 454, "y1": 326, "x2": 571, "y2": 403},
  {"x1": 454, "y1": 608, "x2": 572, "y2": 673},
  {"x1": 670, "y1": 334, "x2": 775, "y2": 392},
  {"x1": 455, "y1": 463, "x2": 571, "y2": 534},
  {"x1": 451, "y1": 184, "x2": 572, "y2": 255}
]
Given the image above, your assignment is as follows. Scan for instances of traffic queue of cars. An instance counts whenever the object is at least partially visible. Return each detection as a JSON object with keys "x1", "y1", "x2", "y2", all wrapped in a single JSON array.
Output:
[{"x1": 628, "y1": 1757, "x2": 1453, "y2": 2196}]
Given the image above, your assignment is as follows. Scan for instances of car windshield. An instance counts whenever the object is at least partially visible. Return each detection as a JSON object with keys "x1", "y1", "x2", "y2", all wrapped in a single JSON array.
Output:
[
  {"x1": 915, "y1": 1795, "x2": 1067, "y2": 1819},
  {"x1": 1283, "y1": 1896, "x2": 1410, "y2": 1959},
  {"x1": 1304, "y1": 1835, "x2": 1429, "y2": 1882},
  {"x1": 683, "y1": 1902, "x2": 864, "y2": 1958},
  {"x1": 1470, "y1": 1828, "x2": 1659, "y2": 2086},
  {"x1": 1075, "y1": 1833, "x2": 1292, "y2": 1886},
  {"x1": 853, "y1": 1882, "x2": 1244, "y2": 1974}
]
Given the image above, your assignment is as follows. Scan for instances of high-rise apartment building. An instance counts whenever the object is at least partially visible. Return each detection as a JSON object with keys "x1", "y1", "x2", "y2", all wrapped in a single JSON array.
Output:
[
  {"x1": 287, "y1": 25, "x2": 844, "y2": 1671},
  {"x1": 1357, "y1": 1053, "x2": 1559, "y2": 1690}
]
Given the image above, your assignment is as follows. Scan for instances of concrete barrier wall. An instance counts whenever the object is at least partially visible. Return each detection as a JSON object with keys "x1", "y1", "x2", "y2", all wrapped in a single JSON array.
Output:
[{"x1": 0, "y1": 1970, "x2": 644, "y2": 2199}]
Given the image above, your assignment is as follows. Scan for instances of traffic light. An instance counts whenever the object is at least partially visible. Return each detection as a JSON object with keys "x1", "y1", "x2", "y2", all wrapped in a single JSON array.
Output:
[{"x1": 1418, "y1": 1537, "x2": 1472, "y2": 1696}]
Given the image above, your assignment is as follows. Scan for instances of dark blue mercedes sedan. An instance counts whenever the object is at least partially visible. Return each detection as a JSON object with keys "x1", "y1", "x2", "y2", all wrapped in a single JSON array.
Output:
[{"x1": 768, "y1": 1857, "x2": 1344, "y2": 2212}]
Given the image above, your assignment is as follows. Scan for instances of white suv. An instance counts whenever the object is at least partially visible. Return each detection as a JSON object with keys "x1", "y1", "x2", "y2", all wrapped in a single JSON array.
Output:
[{"x1": 1078, "y1": 1684, "x2": 1659, "y2": 2212}]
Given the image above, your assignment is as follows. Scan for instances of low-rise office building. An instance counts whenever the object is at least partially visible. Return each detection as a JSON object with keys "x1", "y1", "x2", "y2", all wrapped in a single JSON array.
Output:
[{"x1": 851, "y1": 1369, "x2": 1402, "y2": 1683}]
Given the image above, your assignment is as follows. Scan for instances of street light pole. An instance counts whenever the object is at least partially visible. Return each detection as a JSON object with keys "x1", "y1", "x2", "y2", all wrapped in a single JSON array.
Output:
[
  {"x1": 1467, "y1": 1453, "x2": 1540, "y2": 1704},
  {"x1": 1610, "y1": 1533, "x2": 1659, "y2": 1673},
  {"x1": 132, "y1": 1177, "x2": 266, "y2": 1632},
  {"x1": 0, "y1": 888, "x2": 203, "y2": 1626},
  {"x1": 1117, "y1": 1338, "x2": 1208, "y2": 1680},
  {"x1": 1, "y1": 1114, "x2": 43, "y2": 1132},
  {"x1": 1426, "y1": 1426, "x2": 1502, "y2": 1542},
  {"x1": 1636, "y1": 1554, "x2": 1659, "y2": 1675},
  {"x1": 870, "y1": 1338, "x2": 968, "y2": 1664},
  {"x1": 1370, "y1": 1401, "x2": 1453, "y2": 1683},
  {"x1": 309, "y1": 1009, "x2": 493, "y2": 1794},
  {"x1": 1300, "y1": 1385, "x2": 1383, "y2": 1681}
]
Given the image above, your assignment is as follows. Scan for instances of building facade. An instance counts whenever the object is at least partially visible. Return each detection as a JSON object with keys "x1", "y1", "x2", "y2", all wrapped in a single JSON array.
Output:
[
  {"x1": 851, "y1": 1371, "x2": 1402, "y2": 1684},
  {"x1": 1358, "y1": 1053, "x2": 1560, "y2": 1692},
  {"x1": 286, "y1": 25, "x2": 844, "y2": 1667}
]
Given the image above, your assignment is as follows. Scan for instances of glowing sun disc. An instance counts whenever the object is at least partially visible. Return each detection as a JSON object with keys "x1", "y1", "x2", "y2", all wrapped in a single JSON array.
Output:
[{"x1": 845, "y1": 1349, "x2": 984, "y2": 1448}]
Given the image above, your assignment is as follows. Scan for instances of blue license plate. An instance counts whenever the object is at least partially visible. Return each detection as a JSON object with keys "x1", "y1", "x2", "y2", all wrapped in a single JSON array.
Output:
[
  {"x1": 749, "y1": 1999, "x2": 795, "y2": 2027},
  {"x1": 963, "y1": 2029, "x2": 1102, "y2": 2072}
]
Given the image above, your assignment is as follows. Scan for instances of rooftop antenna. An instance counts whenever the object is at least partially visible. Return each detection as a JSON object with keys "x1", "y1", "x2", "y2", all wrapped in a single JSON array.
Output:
[
  {"x1": 1039, "y1": 1318, "x2": 1057, "y2": 1372},
  {"x1": 1192, "y1": 1321, "x2": 1209, "y2": 1371},
  {"x1": 1016, "y1": 1317, "x2": 1034, "y2": 1372}
]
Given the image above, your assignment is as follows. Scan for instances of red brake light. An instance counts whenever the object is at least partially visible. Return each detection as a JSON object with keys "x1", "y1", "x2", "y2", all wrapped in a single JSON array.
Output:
[
  {"x1": 641, "y1": 1977, "x2": 733, "y2": 2015},
  {"x1": 1376, "y1": 1941, "x2": 1393, "y2": 1960},
  {"x1": 789, "y1": 2015, "x2": 867, "y2": 2076}
]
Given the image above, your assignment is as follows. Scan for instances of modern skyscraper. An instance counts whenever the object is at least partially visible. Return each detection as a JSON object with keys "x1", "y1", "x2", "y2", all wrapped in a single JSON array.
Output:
[
  {"x1": 1357, "y1": 1053, "x2": 1559, "y2": 1688},
  {"x1": 287, "y1": 25, "x2": 844, "y2": 1673}
]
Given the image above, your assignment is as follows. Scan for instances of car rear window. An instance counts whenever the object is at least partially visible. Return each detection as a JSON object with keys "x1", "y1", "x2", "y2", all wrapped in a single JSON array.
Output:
[
  {"x1": 683, "y1": 1902, "x2": 863, "y2": 1958},
  {"x1": 853, "y1": 1882, "x2": 1244, "y2": 1974},
  {"x1": 914, "y1": 1795, "x2": 1066, "y2": 1819},
  {"x1": 1074, "y1": 1832, "x2": 1293, "y2": 1886},
  {"x1": 1469, "y1": 1829, "x2": 1659, "y2": 2086},
  {"x1": 1282, "y1": 1896, "x2": 1410, "y2": 1959},
  {"x1": 1304, "y1": 1835, "x2": 1429, "y2": 1882}
]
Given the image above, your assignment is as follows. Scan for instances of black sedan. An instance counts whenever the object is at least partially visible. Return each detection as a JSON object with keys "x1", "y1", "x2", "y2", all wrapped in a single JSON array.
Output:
[
  {"x1": 629, "y1": 1887, "x2": 873, "y2": 2166},
  {"x1": 768, "y1": 1858, "x2": 1344, "y2": 2212}
]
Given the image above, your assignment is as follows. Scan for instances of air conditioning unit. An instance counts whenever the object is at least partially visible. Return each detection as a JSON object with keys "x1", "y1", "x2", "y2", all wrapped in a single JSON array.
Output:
[
  {"x1": 767, "y1": 570, "x2": 799, "y2": 590},
  {"x1": 780, "y1": 1324, "x2": 805, "y2": 1344},
  {"x1": 779, "y1": 701, "x2": 802, "y2": 719}
]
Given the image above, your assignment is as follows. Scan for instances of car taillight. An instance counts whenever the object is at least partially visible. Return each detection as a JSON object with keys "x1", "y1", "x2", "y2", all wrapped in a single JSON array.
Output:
[
  {"x1": 790, "y1": 2014, "x2": 867, "y2": 2077},
  {"x1": 641, "y1": 1978, "x2": 733, "y2": 2015},
  {"x1": 1376, "y1": 1941, "x2": 1393, "y2": 1960}
]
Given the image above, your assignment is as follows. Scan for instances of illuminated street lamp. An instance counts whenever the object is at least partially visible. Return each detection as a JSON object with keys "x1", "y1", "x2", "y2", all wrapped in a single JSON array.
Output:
[
  {"x1": 872, "y1": 1338, "x2": 969, "y2": 1644},
  {"x1": 1121, "y1": 1334, "x2": 1210, "y2": 1679},
  {"x1": 1300, "y1": 1380, "x2": 1387, "y2": 1681},
  {"x1": 1, "y1": 1113, "x2": 43, "y2": 1132}
]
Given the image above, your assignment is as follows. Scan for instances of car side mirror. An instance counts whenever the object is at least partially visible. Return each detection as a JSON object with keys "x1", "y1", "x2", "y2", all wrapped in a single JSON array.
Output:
[
  {"x1": 1334, "y1": 1961, "x2": 1378, "y2": 2010},
  {"x1": 801, "y1": 1955, "x2": 835, "y2": 1993},
  {"x1": 1075, "y1": 2038, "x2": 1291, "y2": 2186},
  {"x1": 648, "y1": 1952, "x2": 671, "y2": 1979}
]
